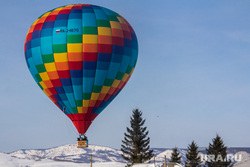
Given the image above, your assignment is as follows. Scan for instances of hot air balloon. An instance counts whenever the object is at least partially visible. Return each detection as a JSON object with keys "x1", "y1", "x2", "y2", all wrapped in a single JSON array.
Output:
[{"x1": 24, "y1": 4, "x2": 138, "y2": 147}]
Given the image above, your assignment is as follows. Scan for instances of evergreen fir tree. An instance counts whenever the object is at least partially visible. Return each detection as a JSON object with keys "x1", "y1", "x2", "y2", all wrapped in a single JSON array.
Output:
[
  {"x1": 206, "y1": 134, "x2": 232, "y2": 167},
  {"x1": 170, "y1": 147, "x2": 182, "y2": 164},
  {"x1": 185, "y1": 141, "x2": 201, "y2": 167},
  {"x1": 121, "y1": 108, "x2": 153, "y2": 165}
]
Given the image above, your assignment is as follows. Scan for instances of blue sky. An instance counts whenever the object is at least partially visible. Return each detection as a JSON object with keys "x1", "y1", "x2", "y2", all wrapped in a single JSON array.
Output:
[{"x1": 0, "y1": 0, "x2": 250, "y2": 152}]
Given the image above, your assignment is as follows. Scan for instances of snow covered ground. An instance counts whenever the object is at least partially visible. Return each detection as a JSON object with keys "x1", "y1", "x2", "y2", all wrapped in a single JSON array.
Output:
[
  {"x1": 0, "y1": 153, "x2": 126, "y2": 167},
  {"x1": 233, "y1": 151, "x2": 250, "y2": 167},
  {"x1": 0, "y1": 144, "x2": 249, "y2": 167}
]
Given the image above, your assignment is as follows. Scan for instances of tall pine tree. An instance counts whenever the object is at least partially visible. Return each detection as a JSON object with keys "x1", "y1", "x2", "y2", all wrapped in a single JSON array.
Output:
[
  {"x1": 121, "y1": 108, "x2": 153, "y2": 165},
  {"x1": 206, "y1": 134, "x2": 232, "y2": 167},
  {"x1": 170, "y1": 147, "x2": 182, "y2": 164},
  {"x1": 185, "y1": 141, "x2": 201, "y2": 167}
]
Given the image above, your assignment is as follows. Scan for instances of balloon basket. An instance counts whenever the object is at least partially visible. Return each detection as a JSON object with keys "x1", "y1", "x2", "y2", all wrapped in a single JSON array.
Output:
[
  {"x1": 77, "y1": 134, "x2": 88, "y2": 148},
  {"x1": 77, "y1": 140, "x2": 88, "y2": 148}
]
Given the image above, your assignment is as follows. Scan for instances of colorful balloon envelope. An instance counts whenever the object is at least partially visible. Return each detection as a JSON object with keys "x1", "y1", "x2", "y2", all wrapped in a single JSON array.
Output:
[{"x1": 24, "y1": 4, "x2": 138, "y2": 134}]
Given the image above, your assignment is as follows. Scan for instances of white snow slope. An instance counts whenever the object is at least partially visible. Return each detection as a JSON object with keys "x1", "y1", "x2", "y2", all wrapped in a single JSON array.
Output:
[{"x1": 0, "y1": 144, "x2": 248, "y2": 167}]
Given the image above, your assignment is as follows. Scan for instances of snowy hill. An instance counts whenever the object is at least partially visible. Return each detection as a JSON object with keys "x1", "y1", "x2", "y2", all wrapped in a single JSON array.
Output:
[
  {"x1": 0, "y1": 144, "x2": 249, "y2": 167},
  {"x1": 10, "y1": 144, "x2": 124, "y2": 163}
]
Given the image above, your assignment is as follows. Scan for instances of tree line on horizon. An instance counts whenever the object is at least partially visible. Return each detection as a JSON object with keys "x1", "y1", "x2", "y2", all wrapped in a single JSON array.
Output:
[{"x1": 121, "y1": 108, "x2": 233, "y2": 167}]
